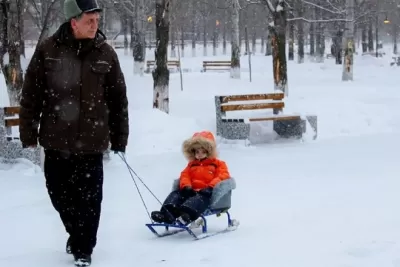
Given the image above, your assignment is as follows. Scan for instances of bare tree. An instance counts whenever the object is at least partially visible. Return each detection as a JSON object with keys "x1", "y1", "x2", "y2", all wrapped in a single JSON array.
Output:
[
  {"x1": 26, "y1": 0, "x2": 60, "y2": 44},
  {"x1": 263, "y1": 0, "x2": 288, "y2": 95},
  {"x1": 114, "y1": 0, "x2": 147, "y2": 76},
  {"x1": 342, "y1": 0, "x2": 354, "y2": 81},
  {"x1": 230, "y1": 0, "x2": 241, "y2": 79},
  {"x1": 0, "y1": 0, "x2": 24, "y2": 106},
  {"x1": 153, "y1": 0, "x2": 170, "y2": 114}
]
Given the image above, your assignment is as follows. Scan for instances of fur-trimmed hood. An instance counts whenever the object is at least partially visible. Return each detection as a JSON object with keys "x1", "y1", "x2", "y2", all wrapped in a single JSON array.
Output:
[{"x1": 182, "y1": 131, "x2": 217, "y2": 161}]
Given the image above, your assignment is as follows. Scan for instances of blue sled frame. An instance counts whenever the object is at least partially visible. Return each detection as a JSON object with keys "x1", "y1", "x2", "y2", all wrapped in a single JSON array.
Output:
[{"x1": 145, "y1": 209, "x2": 239, "y2": 240}]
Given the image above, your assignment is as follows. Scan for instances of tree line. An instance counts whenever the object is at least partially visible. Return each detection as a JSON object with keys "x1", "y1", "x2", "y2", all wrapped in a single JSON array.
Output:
[{"x1": 0, "y1": 0, "x2": 397, "y2": 112}]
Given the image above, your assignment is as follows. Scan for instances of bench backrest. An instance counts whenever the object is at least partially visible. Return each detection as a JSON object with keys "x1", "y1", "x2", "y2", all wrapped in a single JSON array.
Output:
[
  {"x1": 218, "y1": 93, "x2": 284, "y2": 112},
  {"x1": 147, "y1": 60, "x2": 180, "y2": 67},
  {"x1": 0, "y1": 106, "x2": 20, "y2": 140},
  {"x1": 203, "y1": 61, "x2": 231, "y2": 64},
  {"x1": 214, "y1": 93, "x2": 285, "y2": 136},
  {"x1": 203, "y1": 61, "x2": 231, "y2": 67}
]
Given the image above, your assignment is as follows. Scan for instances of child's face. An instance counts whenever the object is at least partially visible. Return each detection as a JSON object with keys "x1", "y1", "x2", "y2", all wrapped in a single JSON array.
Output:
[{"x1": 194, "y1": 148, "x2": 208, "y2": 160}]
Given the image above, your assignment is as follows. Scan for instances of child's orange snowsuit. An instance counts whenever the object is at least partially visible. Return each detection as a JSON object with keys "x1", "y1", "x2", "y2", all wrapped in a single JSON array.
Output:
[{"x1": 179, "y1": 131, "x2": 231, "y2": 190}]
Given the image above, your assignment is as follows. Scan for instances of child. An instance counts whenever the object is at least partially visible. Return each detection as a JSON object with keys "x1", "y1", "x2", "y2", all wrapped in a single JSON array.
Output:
[{"x1": 151, "y1": 131, "x2": 231, "y2": 225}]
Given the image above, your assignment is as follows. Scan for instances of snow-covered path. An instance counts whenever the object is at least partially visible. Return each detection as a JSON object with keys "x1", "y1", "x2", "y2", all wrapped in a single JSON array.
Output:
[{"x1": 2, "y1": 133, "x2": 400, "y2": 267}]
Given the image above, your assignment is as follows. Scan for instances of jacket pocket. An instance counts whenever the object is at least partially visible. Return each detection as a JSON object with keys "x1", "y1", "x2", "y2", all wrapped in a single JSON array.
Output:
[{"x1": 91, "y1": 61, "x2": 110, "y2": 87}]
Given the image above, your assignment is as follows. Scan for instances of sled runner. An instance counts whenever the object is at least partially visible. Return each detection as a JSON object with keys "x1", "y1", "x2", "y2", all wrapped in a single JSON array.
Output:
[{"x1": 145, "y1": 178, "x2": 239, "y2": 240}]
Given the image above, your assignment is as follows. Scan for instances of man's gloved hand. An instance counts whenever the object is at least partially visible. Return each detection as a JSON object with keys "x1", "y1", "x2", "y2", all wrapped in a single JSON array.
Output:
[
  {"x1": 180, "y1": 186, "x2": 196, "y2": 198},
  {"x1": 111, "y1": 144, "x2": 126, "y2": 154},
  {"x1": 198, "y1": 187, "x2": 213, "y2": 198}
]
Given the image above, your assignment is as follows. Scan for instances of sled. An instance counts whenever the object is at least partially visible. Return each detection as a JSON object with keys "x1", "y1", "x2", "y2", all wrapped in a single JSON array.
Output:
[{"x1": 145, "y1": 178, "x2": 239, "y2": 240}]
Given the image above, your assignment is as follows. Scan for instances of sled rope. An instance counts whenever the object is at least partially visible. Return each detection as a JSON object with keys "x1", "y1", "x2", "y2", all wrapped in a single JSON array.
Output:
[{"x1": 118, "y1": 152, "x2": 163, "y2": 222}]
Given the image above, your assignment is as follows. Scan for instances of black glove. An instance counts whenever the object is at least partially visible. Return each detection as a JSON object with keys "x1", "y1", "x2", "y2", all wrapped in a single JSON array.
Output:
[
  {"x1": 180, "y1": 186, "x2": 196, "y2": 198},
  {"x1": 198, "y1": 187, "x2": 213, "y2": 198},
  {"x1": 111, "y1": 144, "x2": 126, "y2": 154}
]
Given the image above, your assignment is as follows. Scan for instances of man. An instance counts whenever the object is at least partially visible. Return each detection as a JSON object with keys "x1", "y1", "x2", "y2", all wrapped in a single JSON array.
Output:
[{"x1": 19, "y1": 0, "x2": 129, "y2": 266}]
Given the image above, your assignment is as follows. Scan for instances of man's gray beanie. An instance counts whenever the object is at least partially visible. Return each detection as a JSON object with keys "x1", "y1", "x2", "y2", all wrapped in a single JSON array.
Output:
[{"x1": 64, "y1": 0, "x2": 102, "y2": 21}]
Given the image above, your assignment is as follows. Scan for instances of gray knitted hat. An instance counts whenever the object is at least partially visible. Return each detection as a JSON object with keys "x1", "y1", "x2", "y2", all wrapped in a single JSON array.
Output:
[{"x1": 64, "y1": 0, "x2": 102, "y2": 21}]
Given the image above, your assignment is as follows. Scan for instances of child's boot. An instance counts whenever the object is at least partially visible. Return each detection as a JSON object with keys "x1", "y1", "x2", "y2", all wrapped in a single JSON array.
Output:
[
  {"x1": 151, "y1": 210, "x2": 175, "y2": 224},
  {"x1": 151, "y1": 211, "x2": 166, "y2": 223}
]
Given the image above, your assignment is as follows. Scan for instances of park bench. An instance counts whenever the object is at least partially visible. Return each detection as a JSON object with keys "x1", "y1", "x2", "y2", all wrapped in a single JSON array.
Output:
[
  {"x1": 145, "y1": 60, "x2": 180, "y2": 73},
  {"x1": 390, "y1": 56, "x2": 400, "y2": 66},
  {"x1": 202, "y1": 61, "x2": 231, "y2": 72},
  {"x1": 214, "y1": 93, "x2": 317, "y2": 141},
  {"x1": 0, "y1": 106, "x2": 42, "y2": 167}
]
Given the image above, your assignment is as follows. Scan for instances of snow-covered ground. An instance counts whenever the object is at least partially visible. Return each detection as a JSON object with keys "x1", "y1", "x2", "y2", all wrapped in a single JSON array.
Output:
[{"x1": 1, "y1": 45, "x2": 400, "y2": 267}]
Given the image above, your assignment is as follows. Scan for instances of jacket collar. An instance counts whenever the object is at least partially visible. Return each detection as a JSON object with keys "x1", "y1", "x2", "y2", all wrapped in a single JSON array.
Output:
[{"x1": 53, "y1": 22, "x2": 106, "y2": 53}]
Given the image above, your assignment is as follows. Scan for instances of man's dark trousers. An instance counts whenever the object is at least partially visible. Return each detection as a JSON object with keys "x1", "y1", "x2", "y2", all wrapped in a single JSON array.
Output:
[{"x1": 44, "y1": 149, "x2": 104, "y2": 255}]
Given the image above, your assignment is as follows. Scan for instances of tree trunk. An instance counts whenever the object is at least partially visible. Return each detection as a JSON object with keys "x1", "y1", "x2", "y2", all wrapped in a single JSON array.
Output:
[
  {"x1": 393, "y1": 22, "x2": 397, "y2": 54},
  {"x1": 129, "y1": 16, "x2": 135, "y2": 51},
  {"x1": 342, "y1": 0, "x2": 354, "y2": 81},
  {"x1": 191, "y1": 0, "x2": 196, "y2": 57},
  {"x1": 171, "y1": 26, "x2": 176, "y2": 58},
  {"x1": 361, "y1": 24, "x2": 367, "y2": 53},
  {"x1": 122, "y1": 13, "x2": 128, "y2": 55},
  {"x1": 310, "y1": 21, "x2": 315, "y2": 56},
  {"x1": 252, "y1": 29, "x2": 256, "y2": 55},
  {"x1": 230, "y1": 0, "x2": 240, "y2": 79},
  {"x1": 181, "y1": 26, "x2": 185, "y2": 57},
  {"x1": 153, "y1": 0, "x2": 170, "y2": 114},
  {"x1": 0, "y1": 0, "x2": 8, "y2": 70},
  {"x1": 368, "y1": 20, "x2": 374, "y2": 52},
  {"x1": 4, "y1": 0, "x2": 24, "y2": 105},
  {"x1": 334, "y1": 28, "x2": 343, "y2": 65},
  {"x1": 288, "y1": 19, "x2": 294, "y2": 60},
  {"x1": 266, "y1": 31, "x2": 272, "y2": 55},
  {"x1": 297, "y1": 0, "x2": 304, "y2": 63},
  {"x1": 133, "y1": 0, "x2": 145, "y2": 75},
  {"x1": 18, "y1": 0, "x2": 24, "y2": 57},
  {"x1": 315, "y1": 3, "x2": 323, "y2": 63},
  {"x1": 261, "y1": 32, "x2": 265, "y2": 54},
  {"x1": 203, "y1": 13, "x2": 207, "y2": 56},
  {"x1": 213, "y1": 22, "x2": 217, "y2": 56},
  {"x1": 270, "y1": 1, "x2": 288, "y2": 95},
  {"x1": 223, "y1": 9, "x2": 227, "y2": 55}
]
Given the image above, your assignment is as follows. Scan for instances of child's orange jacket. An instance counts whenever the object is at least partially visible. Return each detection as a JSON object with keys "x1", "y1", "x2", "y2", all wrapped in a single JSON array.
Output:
[{"x1": 179, "y1": 158, "x2": 231, "y2": 190}]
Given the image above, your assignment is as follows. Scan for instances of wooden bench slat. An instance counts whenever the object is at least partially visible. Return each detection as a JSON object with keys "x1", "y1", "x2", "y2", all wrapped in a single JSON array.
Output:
[
  {"x1": 248, "y1": 115, "x2": 300, "y2": 122},
  {"x1": 203, "y1": 61, "x2": 231, "y2": 63},
  {"x1": 147, "y1": 61, "x2": 180, "y2": 64},
  {"x1": 4, "y1": 106, "x2": 20, "y2": 116},
  {"x1": 5, "y1": 118, "x2": 20, "y2": 127},
  {"x1": 147, "y1": 60, "x2": 180, "y2": 62},
  {"x1": 147, "y1": 63, "x2": 180, "y2": 65},
  {"x1": 221, "y1": 93, "x2": 284, "y2": 103},
  {"x1": 221, "y1": 102, "x2": 284, "y2": 112}
]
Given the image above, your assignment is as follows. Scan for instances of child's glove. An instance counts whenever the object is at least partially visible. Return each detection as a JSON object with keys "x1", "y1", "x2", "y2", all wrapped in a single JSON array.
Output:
[
  {"x1": 181, "y1": 186, "x2": 196, "y2": 198},
  {"x1": 198, "y1": 187, "x2": 213, "y2": 198}
]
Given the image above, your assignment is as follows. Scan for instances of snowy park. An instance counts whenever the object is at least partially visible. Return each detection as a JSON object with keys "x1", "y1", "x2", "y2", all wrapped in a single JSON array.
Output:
[
  {"x1": 1, "y1": 40, "x2": 400, "y2": 267},
  {"x1": 2, "y1": 0, "x2": 400, "y2": 265}
]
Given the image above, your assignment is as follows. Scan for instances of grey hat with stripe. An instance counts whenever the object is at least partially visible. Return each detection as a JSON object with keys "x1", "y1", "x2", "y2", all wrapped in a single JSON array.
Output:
[{"x1": 64, "y1": 0, "x2": 102, "y2": 20}]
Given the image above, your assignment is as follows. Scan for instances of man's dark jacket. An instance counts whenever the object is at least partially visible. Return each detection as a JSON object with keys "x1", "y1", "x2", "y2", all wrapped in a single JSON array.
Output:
[{"x1": 19, "y1": 22, "x2": 129, "y2": 153}]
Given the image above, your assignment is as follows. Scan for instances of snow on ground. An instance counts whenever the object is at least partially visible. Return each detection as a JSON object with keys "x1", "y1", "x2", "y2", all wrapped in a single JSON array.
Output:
[{"x1": 1, "y1": 45, "x2": 400, "y2": 267}]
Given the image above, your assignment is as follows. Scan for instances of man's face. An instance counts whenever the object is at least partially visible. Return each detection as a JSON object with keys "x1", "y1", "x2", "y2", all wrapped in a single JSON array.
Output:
[{"x1": 71, "y1": 12, "x2": 100, "y2": 39}]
